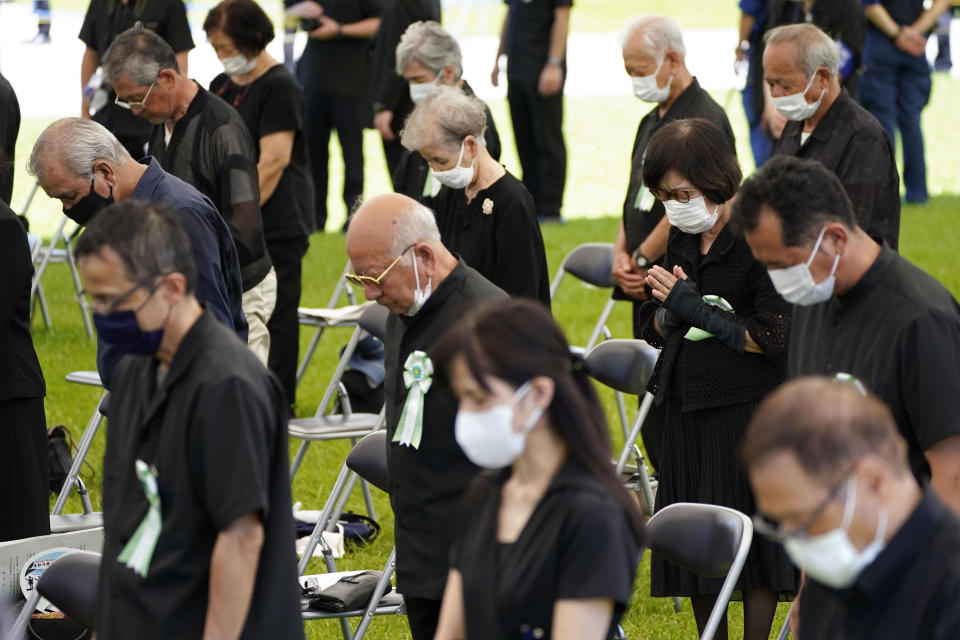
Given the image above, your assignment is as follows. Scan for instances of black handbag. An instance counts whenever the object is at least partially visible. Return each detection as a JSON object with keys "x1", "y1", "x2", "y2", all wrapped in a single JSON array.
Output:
[
  {"x1": 47, "y1": 426, "x2": 74, "y2": 495},
  {"x1": 302, "y1": 571, "x2": 383, "y2": 612}
]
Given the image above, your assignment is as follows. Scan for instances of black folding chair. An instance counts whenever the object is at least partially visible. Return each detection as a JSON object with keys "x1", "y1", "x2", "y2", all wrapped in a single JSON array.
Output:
[{"x1": 9, "y1": 550, "x2": 100, "y2": 639}]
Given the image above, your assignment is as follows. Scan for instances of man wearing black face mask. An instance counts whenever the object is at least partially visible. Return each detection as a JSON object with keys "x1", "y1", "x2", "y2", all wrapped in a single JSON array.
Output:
[{"x1": 29, "y1": 117, "x2": 247, "y2": 388}]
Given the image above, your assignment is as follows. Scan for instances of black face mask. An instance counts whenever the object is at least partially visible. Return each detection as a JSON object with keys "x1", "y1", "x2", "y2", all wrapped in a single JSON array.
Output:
[{"x1": 64, "y1": 175, "x2": 114, "y2": 226}]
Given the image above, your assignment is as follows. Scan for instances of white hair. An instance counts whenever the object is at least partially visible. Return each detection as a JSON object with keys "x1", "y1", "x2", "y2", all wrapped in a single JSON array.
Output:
[
  {"x1": 28, "y1": 117, "x2": 131, "y2": 181},
  {"x1": 400, "y1": 85, "x2": 487, "y2": 152},
  {"x1": 392, "y1": 201, "x2": 442, "y2": 257},
  {"x1": 764, "y1": 23, "x2": 840, "y2": 77},
  {"x1": 395, "y1": 21, "x2": 463, "y2": 80},
  {"x1": 619, "y1": 15, "x2": 686, "y2": 60}
]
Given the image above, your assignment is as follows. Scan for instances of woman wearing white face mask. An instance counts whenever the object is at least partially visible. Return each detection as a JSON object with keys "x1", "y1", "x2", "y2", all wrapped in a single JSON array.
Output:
[
  {"x1": 400, "y1": 86, "x2": 551, "y2": 305},
  {"x1": 431, "y1": 298, "x2": 644, "y2": 640},
  {"x1": 637, "y1": 118, "x2": 797, "y2": 640}
]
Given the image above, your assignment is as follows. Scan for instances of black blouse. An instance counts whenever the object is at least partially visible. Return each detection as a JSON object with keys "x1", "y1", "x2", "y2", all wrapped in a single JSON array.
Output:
[
  {"x1": 431, "y1": 170, "x2": 551, "y2": 305},
  {"x1": 638, "y1": 225, "x2": 791, "y2": 410},
  {"x1": 452, "y1": 460, "x2": 641, "y2": 640}
]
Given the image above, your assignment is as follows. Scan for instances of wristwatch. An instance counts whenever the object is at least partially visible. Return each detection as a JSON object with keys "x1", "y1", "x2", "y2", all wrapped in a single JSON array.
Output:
[
  {"x1": 634, "y1": 252, "x2": 651, "y2": 269},
  {"x1": 547, "y1": 56, "x2": 564, "y2": 67}
]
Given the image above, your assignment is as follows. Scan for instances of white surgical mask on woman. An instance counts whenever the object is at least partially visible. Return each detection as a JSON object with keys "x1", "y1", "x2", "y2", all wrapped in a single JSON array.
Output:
[
  {"x1": 455, "y1": 382, "x2": 544, "y2": 469},
  {"x1": 663, "y1": 196, "x2": 719, "y2": 234},
  {"x1": 783, "y1": 474, "x2": 888, "y2": 590},
  {"x1": 767, "y1": 227, "x2": 840, "y2": 306},
  {"x1": 771, "y1": 72, "x2": 825, "y2": 121},
  {"x1": 431, "y1": 141, "x2": 475, "y2": 190},
  {"x1": 221, "y1": 54, "x2": 256, "y2": 76},
  {"x1": 632, "y1": 58, "x2": 672, "y2": 103},
  {"x1": 409, "y1": 78, "x2": 438, "y2": 104}
]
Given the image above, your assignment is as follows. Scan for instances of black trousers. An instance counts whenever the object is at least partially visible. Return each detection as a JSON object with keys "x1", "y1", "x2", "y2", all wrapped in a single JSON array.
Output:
[
  {"x1": 506, "y1": 79, "x2": 566, "y2": 219},
  {"x1": 404, "y1": 595, "x2": 442, "y2": 640},
  {"x1": 303, "y1": 90, "x2": 365, "y2": 231},
  {"x1": 266, "y1": 235, "x2": 309, "y2": 406},
  {"x1": 0, "y1": 396, "x2": 50, "y2": 542}
]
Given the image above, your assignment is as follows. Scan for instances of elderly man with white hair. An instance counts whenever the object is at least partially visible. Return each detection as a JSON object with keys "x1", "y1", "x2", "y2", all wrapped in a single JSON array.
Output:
[
  {"x1": 400, "y1": 85, "x2": 550, "y2": 304},
  {"x1": 764, "y1": 23, "x2": 901, "y2": 250},
  {"x1": 392, "y1": 20, "x2": 501, "y2": 199},
  {"x1": 345, "y1": 192, "x2": 506, "y2": 640}
]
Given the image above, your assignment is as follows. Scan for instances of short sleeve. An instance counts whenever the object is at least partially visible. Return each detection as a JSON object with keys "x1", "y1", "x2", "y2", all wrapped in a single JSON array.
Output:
[
  {"x1": 556, "y1": 497, "x2": 639, "y2": 605},
  {"x1": 361, "y1": 0, "x2": 383, "y2": 19},
  {"x1": 162, "y1": 0, "x2": 195, "y2": 53},
  {"x1": 191, "y1": 376, "x2": 273, "y2": 530},
  {"x1": 258, "y1": 76, "x2": 305, "y2": 138},
  {"x1": 78, "y1": 0, "x2": 99, "y2": 49}
]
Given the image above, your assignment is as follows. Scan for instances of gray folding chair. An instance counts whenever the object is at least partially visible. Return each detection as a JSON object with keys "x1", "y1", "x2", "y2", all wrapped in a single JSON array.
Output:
[
  {"x1": 295, "y1": 260, "x2": 360, "y2": 389},
  {"x1": 299, "y1": 431, "x2": 404, "y2": 640},
  {"x1": 584, "y1": 339, "x2": 659, "y2": 516},
  {"x1": 30, "y1": 213, "x2": 93, "y2": 339},
  {"x1": 10, "y1": 550, "x2": 101, "y2": 640},
  {"x1": 645, "y1": 503, "x2": 754, "y2": 640}
]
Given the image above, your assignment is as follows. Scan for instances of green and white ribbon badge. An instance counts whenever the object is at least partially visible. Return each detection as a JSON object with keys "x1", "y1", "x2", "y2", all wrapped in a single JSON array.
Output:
[
  {"x1": 684, "y1": 295, "x2": 735, "y2": 342},
  {"x1": 393, "y1": 351, "x2": 433, "y2": 449},
  {"x1": 117, "y1": 459, "x2": 161, "y2": 578}
]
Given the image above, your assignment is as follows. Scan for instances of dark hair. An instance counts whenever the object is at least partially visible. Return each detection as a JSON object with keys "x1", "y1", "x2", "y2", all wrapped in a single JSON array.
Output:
[
  {"x1": 76, "y1": 200, "x2": 197, "y2": 293},
  {"x1": 433, "y1": 299, "x2": 645, "y2": 541},
  {"x1": 641, "y1": 118, "x2": 742, "y2": 205},
  {"x1": 203, "y1": 0, "x2": 275, "y2": 57},
  {"x1": 102, "y1": 24, "x2": 180, "y2": 86},
  {"x1": 731, "y1": 155, "x2": 857, "y2": 247},
  {"x1": 741, "y1": 376, "x2": 910, "y2": 482}
]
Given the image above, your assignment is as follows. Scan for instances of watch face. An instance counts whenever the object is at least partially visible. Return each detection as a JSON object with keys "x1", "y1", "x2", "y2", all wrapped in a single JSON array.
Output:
[{"x1": 635, "y1": 255, "x2": 648, "y2": 268}]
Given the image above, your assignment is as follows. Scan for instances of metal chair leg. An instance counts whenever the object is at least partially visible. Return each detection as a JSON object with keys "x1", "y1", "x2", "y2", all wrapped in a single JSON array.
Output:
[{"x1": 52, "y1": 391, "x2": 107, "y2": 515}]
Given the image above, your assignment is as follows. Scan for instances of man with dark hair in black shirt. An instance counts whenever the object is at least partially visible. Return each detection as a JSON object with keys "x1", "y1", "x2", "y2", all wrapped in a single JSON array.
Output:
[
  {"x1": 79, "y1": 0, "x2": 193, "y2": 159},
  {"x1": 764, "y1": 23, "x2": 900, "y2": 250},
  {"x1": 0, "y1": 71, "x2": 20, "y2": 206},
  {"x1": 734, "y1": 155, "x2": 960, "y2": 515},
  {"x1": 743, "y1": 376, "x2": 960, "y2": 640},
  {"x1": 75, "y1": 201, "x2": 303, "y2": 640},
  {"x1": 104, "y1": 25, "x2": 276, "y2": 365}
]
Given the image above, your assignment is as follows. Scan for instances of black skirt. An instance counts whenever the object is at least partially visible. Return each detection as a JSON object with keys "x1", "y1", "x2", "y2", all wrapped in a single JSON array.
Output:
[
  {"x1": 649, "y1": 396, "x2": 797, "y2": 597},
  {"x1": 0, "y1": 396, "x2": 50, "y2": 541}
]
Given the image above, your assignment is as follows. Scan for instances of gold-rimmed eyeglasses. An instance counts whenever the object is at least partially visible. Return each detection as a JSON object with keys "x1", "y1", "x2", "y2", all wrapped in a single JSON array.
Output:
[
  {"x1": 115, "y1": 78, "x2": 158, "y2": 110},
  {"x1": 649, "y1": 187, "x2": 698, "y2": 203},
  {"x1": 345, "y1": 245, "x2": 414, "y2": 288}
]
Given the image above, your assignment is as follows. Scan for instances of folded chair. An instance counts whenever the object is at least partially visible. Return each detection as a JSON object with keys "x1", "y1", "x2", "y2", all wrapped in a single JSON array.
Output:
[
  {"x1": 584, "y1": 339, "x2": 659, "y2": 516},
  {"x1": 30, "y1": 213, "x2": 93, "y2": 339},
  {"x1": 9, "y1": 549, "x2": 101, "y2": 639},
  {"x1": 645, "y1": 503, "x2": 754, "y2": 640},
  {"x1": 299, "y1": 431, "x2": 404, "y2": 640}
]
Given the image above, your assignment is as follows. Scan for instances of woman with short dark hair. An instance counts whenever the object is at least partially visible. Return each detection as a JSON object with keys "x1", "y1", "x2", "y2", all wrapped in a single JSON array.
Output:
[
  {"x1": 431, "y1": 298, "x2": 643, "y2": 640},
  {"x1": 638, "y1": 118, "x2": 796, "y2": 640},
  {"x1": 204, "y1": 0, "x2": 314, "y2": 405}
]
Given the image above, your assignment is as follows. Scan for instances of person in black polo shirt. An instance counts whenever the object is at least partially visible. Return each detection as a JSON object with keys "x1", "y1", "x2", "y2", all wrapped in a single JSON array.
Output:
[
  {"x1": 492, "y1": 0, "x2": 570, "y2": 222},
  {"x1": 74, "y1": 201, "x2": 303, "y2": 640},
  {"x1": 78, "y1": 0, "x2": 193, "y2": 159},
  {"x1": 103, "y1": 25, "x2": 276, "y2": 366},
  {"x1": 763, "y1": 24, "x2": 900, "y2": 250},
  {"x1": 734, "y1": 156, "x2": 960, "y2": 514},
  {"x1": 743, "y1": 377, "x2": 960, "y2": 640}
]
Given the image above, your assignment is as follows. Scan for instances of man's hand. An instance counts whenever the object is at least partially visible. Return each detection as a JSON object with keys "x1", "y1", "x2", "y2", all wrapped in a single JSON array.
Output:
[
  {"x1": 612, "y1": 250, "x2": 649, "y2": 300},
  {"x1": 308, "y1": 17, "x2": 340, "y2": 41},
  {"x1": 491, "y1": 58, "x2": 501, "y2": 88},
  {"x1": 286, "y1": 0, "x2": 323, "y2": 19},
  {"x1": 895, "y1": 25, "x2": 927, "y2": 56},
  {"x1": 538, "y1": 63, "x2": 564, "y2": 96},
  {"x1": 373, "y1": 110, "x2": 395, "y2": 141}
]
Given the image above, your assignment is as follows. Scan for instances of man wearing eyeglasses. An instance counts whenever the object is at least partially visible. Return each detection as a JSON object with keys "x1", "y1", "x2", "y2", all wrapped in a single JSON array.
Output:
[
  {"x1": 345, "y1": 192, "x2": 506, "y2": 640},
  {"x1": 742, "y1": 376, "x2": 960, "y2": 640}
]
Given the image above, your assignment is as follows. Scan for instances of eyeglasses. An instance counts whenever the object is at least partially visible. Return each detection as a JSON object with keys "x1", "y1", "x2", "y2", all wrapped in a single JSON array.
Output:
[
  {"x1": 345, "y1": 246, "x2": 414, "y2": 288},
  {"x1": 75, "y1": 277, "x2": 164, "y2": 315},
  {"x1": 752, "y1": 471, "x2": 850, "y2": 543},
  {"x1": 649, "y1": 187, "x2": 698, "y2": 203},
  {"x1": 115, "y1": 78, "x2": 157, "y2": 110}
]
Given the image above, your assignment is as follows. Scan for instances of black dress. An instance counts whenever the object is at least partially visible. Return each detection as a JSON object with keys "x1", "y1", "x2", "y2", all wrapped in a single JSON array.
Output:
[
  {"x1": 430, "y1": 170, "x2": 551, "y2": 305},
  {"x1": 638, "y1": 226, "x2": 797, "y2": 597},
  {"x1": 452, "y1": 460, "x2": 641, "y2": 639}
]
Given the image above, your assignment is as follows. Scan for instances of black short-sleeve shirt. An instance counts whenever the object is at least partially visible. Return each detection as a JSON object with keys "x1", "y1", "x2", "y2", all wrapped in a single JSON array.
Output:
[
  {"x1": 296, "y1": 0, "x2": 382, "y2": 97},
  {"x1": 451, "y1": 461, "x2": 641, "y2": 640},
  {"x1": 504, "y1": 0, "x2": 573, "y2": 83},
  {"x1": 789, "y1": 245, "x2": 960, "y2": 483},
  {"x1": 211, "y1": 66, "x2": 316, "y2": 240},
  {"x1": 99, "y1": 310, "x2": 304, "y2": 640},
  {"x1": 798, "y1": 489, "x2": 960, "y2": 640},
  {"x1": 430, "y1": 171, "x2": 551, "y2": 305}
]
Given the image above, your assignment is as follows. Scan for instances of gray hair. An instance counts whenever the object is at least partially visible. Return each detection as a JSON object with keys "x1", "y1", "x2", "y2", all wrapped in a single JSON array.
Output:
[
  {"x1": 400, "y1": 85, "x2": 487, "y2": 152},
  {"x1": 619, "y1": 15, "x2": 686, "y2": 60},
  {"x1": 28, "y1": 117, "x2": 130, "y2": 182},
  {"x1": 392, "y1": 200, "x2": 442, "y2": 257},
  {"x1": 764, "y1": 23, "x2": 840, "y2": 77},
  {"x1": 395, "y1": 21, "x2": 463, "y2": 80},
  {"x1": 102, "y1": 23, "x2": 180, "y2": 87}
]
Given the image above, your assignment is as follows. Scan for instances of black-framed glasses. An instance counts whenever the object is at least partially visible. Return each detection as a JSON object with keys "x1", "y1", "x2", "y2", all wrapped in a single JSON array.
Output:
[
  {"x1": 649, "y1": 187, "x2": 698, "y2": 203},
  {"x1": 75, "y1": 277, "x2": 163, "y2": 315},
  {"x1": 115, "y1": 78, "x2": 157, "y2": 110},
  {"x1": 752, "y1": 471, "x2": 850, "y2": 543},
  {"x1": 345, "y1": 245, "x2": 414, "y2": 288}
]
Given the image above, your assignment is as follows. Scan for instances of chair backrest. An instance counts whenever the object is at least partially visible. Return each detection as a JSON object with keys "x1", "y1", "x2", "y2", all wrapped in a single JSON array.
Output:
[
  {"x1": 346, "y1": 431, "x2": 390, "y2": 494},
  {"x1": 37, "y1": 551, "x2": 102, "y2": 630},
  {"x1": 645, "y1": 503, "x2": 749, "y2": 578},
  {"x1": 358, "y1": 304, "x2": 390, "y2": 341},
  {"x1": 585, "y1": 339, "x2": 659, "y2": 396},
  {"x1": 550, "y1": 242, "x2": 616, "y2": 297}
]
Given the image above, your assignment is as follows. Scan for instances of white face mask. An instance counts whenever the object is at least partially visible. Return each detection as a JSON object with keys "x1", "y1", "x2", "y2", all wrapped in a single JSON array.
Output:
[
  {"x1": 771, "y1": 72, "x2": 826, "y2": 121},
  {"x1": 431, "y1": 141, "x2": 475, "y2": 190},
  {"x1": 221, "y1": 54, "x2": 257, "y2": 76},
  {"x1": 767, "y1": 227, "x2": 840, "y2": 306},
  {"x1": 663, "y1": 196, "x2": 720, "y2": 235},
  {"x1": 783, "y1": 475, "x2": 888, "y2": 590},
  {"x1": 632, "y1": 58, "x2": 673, "y2": 103},
  {"x1": 455, "y1": 382, "x2": 544, "y2": 469},
  {"x1": 404, "y1": 249, "x2": 433, "y2": 317},
  {"x1": 409, "y1": 78, "x2": 438, "y2": 104}
]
